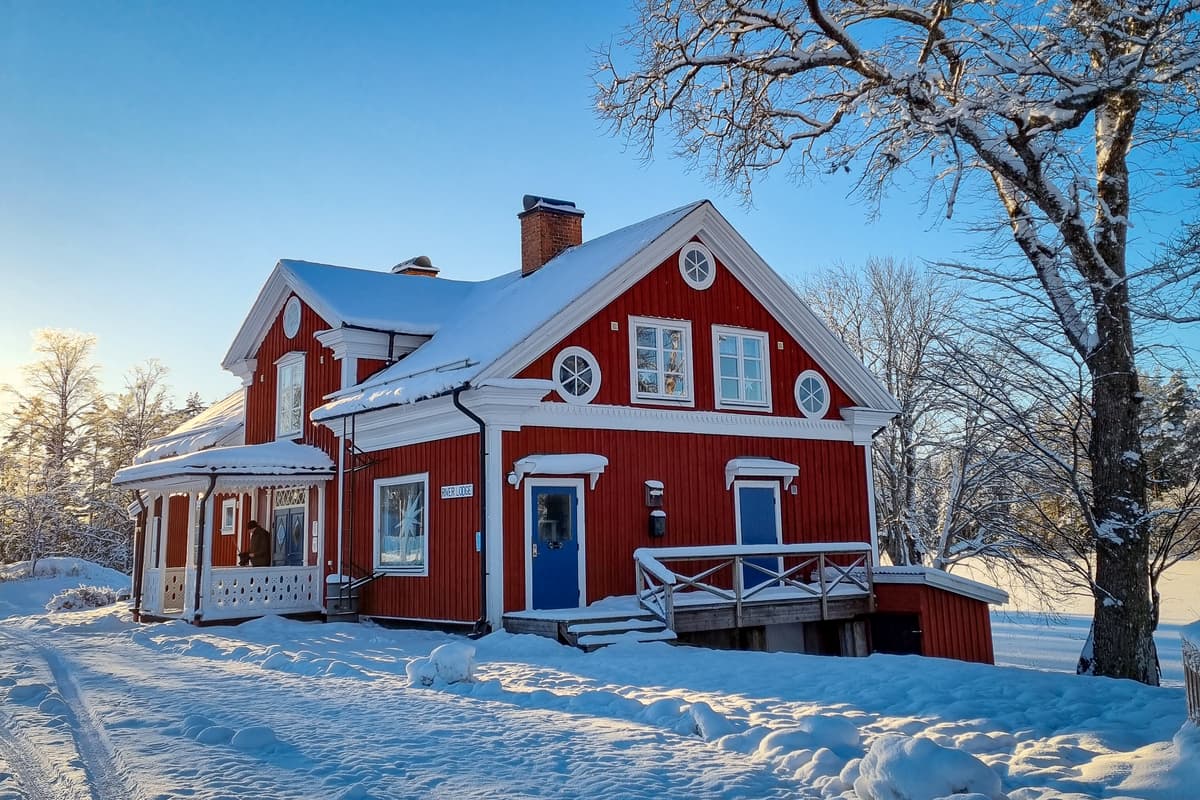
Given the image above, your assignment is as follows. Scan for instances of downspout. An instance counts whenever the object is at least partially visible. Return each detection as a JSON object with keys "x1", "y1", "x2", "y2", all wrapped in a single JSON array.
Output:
[
  {"x1": 191, "y1": 474, "x2": 219, "y2": 623},
  {"x1": 131, "y1": 491, "x2": 148, "y2": 621},
  {"x1": 452, "y1": 385, "x2": 490, "y2": 637}
]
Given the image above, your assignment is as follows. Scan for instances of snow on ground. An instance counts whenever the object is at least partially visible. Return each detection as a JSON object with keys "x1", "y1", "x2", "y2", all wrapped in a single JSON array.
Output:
[{"x1": 0, "y1": 562, "x2": 1195, "y2": 800}]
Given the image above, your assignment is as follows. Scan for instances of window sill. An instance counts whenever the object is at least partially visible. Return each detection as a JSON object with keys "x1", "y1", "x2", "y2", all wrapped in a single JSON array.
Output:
[{"x1": 631, "y1": 394, "x2": 695, "y2": 408}]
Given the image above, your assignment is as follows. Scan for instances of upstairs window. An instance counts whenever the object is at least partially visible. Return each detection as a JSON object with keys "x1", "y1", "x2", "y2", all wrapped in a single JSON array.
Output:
[
  {"x1": 713, "y1": 326, "x2": 770, "y2": 409},
  {"x1": 553, "y1": 346, "x2": 601, "y2": 405},
  {"x1": 276, "y1": 352, "x2": 305, "y2": 439},
  {"x1": 679, "y1": 242, "x2": 716, "y2": 290},
  {"x1": 795, "y1": 369, "x2": 831, "y2": 418},
  {"x1": 630, "y1": 316, "x2": 693, "y2": 404}
]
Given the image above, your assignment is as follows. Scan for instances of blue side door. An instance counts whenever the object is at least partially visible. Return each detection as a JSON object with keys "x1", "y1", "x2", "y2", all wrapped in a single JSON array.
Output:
[
  {"x1": 736, "y1": 483, "x2": 781, "y2": 590},
  {"x1": 530, "y1": 485, "x2": 580, "y2": 609}
]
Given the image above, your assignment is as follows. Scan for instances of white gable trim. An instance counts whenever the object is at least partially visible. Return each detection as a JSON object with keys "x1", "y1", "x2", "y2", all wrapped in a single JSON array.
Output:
[{"x1": 478, "y1": 202, "x2": 899, "y2": 415}]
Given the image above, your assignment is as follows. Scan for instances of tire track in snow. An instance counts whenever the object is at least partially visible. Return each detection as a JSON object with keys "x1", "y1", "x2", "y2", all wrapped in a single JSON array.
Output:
[{"x1": 0, "y1": 629, "x2": 140, "y2": 800}]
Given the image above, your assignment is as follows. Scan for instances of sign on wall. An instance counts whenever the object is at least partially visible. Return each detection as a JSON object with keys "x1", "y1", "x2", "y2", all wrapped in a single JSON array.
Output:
[{"x1": 440, "y1": 484, "x2": 474, "y2": 499}]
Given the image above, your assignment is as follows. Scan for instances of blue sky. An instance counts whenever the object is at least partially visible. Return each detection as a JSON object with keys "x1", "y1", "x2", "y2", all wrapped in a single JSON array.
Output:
[{"x1": 1, "y1": 2, "x2": 1194, "y2": 404}]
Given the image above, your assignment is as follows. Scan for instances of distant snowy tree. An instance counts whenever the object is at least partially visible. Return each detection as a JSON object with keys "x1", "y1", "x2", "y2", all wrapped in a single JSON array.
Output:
[{"x1": 597, "y1": 0, "x2": 1200, "y2": 685}]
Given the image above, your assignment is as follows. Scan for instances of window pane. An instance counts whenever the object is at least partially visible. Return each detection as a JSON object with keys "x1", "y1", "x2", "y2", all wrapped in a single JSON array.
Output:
[
  {"x1": 378, "y1": 481, "x2": 425, "y2": 568},
  {"x1": 636, "y1": 347, "x2": 658, "y2": 370},
  {"x1": 663, "y1": 329, "x2": 683, "y2": 351},
  {"x1": 637, "y1": 371, "x2": 659, "y2": 393},
  {"x1": 745, "y1": 380, "x2": 764, "y2": 403},
  {"x1": 721, "y1": 378, "x2": 740, "y2": 399},
  {"x1": 744, "y1": 359, "x2": 762, "y2": 380},
  {"x1": 720, "y1": 355, "x2": 739, "y2": 379},
  {"x1": 743, "y1": 337, "x2": 762, "y2": 358},
  {"x1": 718, "y1": 335, "x2": 738, "y2": 356},
  {"x1": 636, "y1": 326, "x2": 657, "y2": 348}
]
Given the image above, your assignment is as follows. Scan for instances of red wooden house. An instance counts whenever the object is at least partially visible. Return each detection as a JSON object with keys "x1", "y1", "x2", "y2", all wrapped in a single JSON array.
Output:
[{"x1": 115, "y1": 196, "x2": 1005, "y2": 662}]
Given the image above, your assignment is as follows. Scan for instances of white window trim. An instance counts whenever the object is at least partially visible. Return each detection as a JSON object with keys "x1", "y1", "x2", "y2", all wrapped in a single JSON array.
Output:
[
  {"x1": 552, "y1": 346, "x2": 602, "y2": 405},
  {"x1": 372, "y1": 473, "x2": 429, "y2": 576},
  {"x1": 678, "y1": 242, "x2": 716, "y2": 290},
  {"x1": 275, "y1": 351, "x2": 306, "y2": 440},
  {"x1": 628, "y1": 315, "x2": 695, "y2": 407},
  {"x1": 523, "y1": 477, "x2": 587, "y2": 611},
  {"x1": 220, "y1": 498, "x2": 238, "y2": 535},
  {"x1": 712, "y1": 325, "x2": 772, "y2": 412},
  {"x1": 795, "y1": 369, "x2": 831, "y2": 419}
]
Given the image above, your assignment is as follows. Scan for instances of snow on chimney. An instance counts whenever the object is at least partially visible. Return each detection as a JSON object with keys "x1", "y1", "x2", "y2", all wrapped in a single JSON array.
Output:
[
  {"x1": 391, "y1": 255, "x2": 440, "y2": 278},
  {"x1": 518, "y1": 195, "x2": 584, "y2": 276}
]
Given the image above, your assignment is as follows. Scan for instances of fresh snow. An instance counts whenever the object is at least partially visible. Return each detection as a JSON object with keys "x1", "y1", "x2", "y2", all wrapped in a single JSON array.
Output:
[
  {"x1": 1, "y1": 561, "x2": 1195, "y2": 799},
  {"x1": 133, "y1": 389, "x2": 244, "y2": 464},
  {"x1": 113, "y1": 440, "x2": 335, "y2": 485}
]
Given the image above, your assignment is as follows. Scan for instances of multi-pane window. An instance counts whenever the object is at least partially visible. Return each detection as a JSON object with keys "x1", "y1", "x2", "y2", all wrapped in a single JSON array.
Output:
[
  {"x1": 552, "y1": 346, "x2": 601, "y2": 404},
  {"x1": 795, "y1": 370, "x2": 830, "y2": 418},
  {"x1": 631, "y1": 317, "x2": 692, "y2": 402},
  {"x1": 714, "y1": 328, "x2": 769, "y2": 408},
  {"x1": 276, "y1": 353, "x2": 305, "y2": 439},
  {"x1": 374, "y1": 474, "x2": 428, "y2": 574}
]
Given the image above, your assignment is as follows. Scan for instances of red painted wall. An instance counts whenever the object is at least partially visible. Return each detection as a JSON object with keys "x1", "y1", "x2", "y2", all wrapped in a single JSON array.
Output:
[
  {"x1": 244, "y1": 293, "x2": 340, "y2": 455},
  {"x1": 874, "y1": 583, "x2": 995, "y2": 664},
  {"x1": 165, "y1": 495, "x2": 190, "y2": 568},
  {"x1": 515, "y1": 241, "x2": 855, "y2": 416},
  {"x1": 357, "y1": 358, "x2": 389, "y2": 383},
  {"x1": 501, "y1": 427, "x2": 869, "y2": 612},
  {"x1": 344, "y1": 435, "x2": 481, "y2": 623}
]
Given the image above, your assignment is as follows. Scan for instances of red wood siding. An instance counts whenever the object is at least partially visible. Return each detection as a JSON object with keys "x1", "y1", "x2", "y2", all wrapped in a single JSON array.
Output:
[
  {"x1": 501, "y1": 428, "x2": 869, "y2": 612},
  {"x1": 345, "y1": 435, "x2": 480, "y2": 623},
  {"x1": 357, "y1": 358, "x2": 388, "y2": 383},
  {"x1": 165, "y1": 495, "x2": 190, "y2": 568},
  {"x1": 208, "y1": 492, "x2": 253, "y2": 567},
  {"x1": 515, "y1": 242, "x2": 854, "y2": 417},
  {"x1": 244, "y1": 293, "x2": 340, "y2": 457},
  {"x1": 874, "y1": 583, "x2": 995, "y2": 664}
]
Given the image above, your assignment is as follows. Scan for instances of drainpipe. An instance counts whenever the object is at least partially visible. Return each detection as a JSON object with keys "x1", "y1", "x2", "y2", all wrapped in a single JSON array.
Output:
[
  {"x1": 191, "y1": 474, "x2": 219, "y2": 623},
  {"x1": 452, "y1": 385, "x2": 490, "y2": 637},
  {"x1": 131, "y1": 491, "x2": 148, "y2": 621}
]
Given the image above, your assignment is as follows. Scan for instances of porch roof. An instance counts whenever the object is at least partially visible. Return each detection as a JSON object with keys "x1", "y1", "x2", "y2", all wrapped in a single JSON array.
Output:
[{"x1": 113, "y1": 441, "x2": 334, "y2": 489}]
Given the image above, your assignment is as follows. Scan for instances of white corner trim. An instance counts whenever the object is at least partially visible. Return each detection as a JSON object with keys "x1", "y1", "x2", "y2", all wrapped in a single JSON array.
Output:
[
  {"x1": 841, "y1": 407, "x2": 898, "y2": 445},
  {"x1": 725, "y1": 457, "x2": 799, "y2": 490}
]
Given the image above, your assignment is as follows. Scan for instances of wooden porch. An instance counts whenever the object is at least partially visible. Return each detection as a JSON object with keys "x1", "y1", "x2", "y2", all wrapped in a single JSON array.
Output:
[{"x1": 504, "y1": 543, "x2": 875, "y2": 650}]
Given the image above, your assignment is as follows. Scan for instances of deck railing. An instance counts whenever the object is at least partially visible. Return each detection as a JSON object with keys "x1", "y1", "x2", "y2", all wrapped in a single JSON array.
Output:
[
  {"x1": 633, "y1": 543, "x2": 874, "y2": 630},
  {"x1": 202, "y1": 566, "x2": 322, "y2": 620}
]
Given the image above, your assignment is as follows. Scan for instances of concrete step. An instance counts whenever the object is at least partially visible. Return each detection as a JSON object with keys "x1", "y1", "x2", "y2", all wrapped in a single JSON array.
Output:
[{"x1": 324, "y1": 610, "x2": 359, "y2": 624}]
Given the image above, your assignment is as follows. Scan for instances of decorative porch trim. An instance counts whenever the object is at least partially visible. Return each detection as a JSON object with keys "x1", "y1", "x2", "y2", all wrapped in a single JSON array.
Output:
[{"x1": 508, "y1": 454, "x2": 608, "y2": 490}]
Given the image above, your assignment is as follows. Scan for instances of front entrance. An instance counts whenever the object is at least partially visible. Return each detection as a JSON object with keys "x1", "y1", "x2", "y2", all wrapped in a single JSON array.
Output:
[
  {"x1": 527, "y1": 481, "x2": 584, "y2": 610},
  {"x1": 272, "y1": 507, "x2": 306, "y2": 566},
  {"x1": 734, "y1": 480, "x2": 782, "y2": 589}
]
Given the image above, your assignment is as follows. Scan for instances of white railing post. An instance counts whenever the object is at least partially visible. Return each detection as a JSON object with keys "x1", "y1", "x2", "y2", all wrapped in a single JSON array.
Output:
[
  {"x1": 1184, "y1": 624, "x2": 1199, "y2": 724},
  {"x1": 734, "y1": 556, "x2": 744, "y2": 628},
  {"x1": 818, "y1": 552, "x2": 829, "y2": 620}
]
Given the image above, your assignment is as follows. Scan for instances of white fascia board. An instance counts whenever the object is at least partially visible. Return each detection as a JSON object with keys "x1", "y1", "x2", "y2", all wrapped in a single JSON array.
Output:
[
  {"x1": 694, "y1": 207, "x2": 900, "y2": 414},
  {"x1": 872, "y1": 566, "x2": 1010, "y2": 605},
  {"x1": 221, "y1": 262, "x2": 342, "y2": 373},
  {"x1": 521, "y1": 401, "x2": 855, "y2": 441},
  {"x1": 313, "y1": 326, "x2": 427, "y2": 362},
  {"x1": 477, "y1": 203, "x2": 711, "y2": 384},
  {"x1": 841, "y1": 407, "x2": 899, "y2": 444}
]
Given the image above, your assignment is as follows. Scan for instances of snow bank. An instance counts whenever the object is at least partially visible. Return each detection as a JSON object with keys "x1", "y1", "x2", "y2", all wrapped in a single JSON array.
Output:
[
  {"x1": 0, "y1": 558, "x2": 130, "y2": 621},
  {"x1": 852, "y1": 734, "x2": 1005, "y2": 800},
  {"x1": 406, "y1": 642, "x2": 477, "y2": 687},
  {"x1": 46, "y1": 585, "x2": 119, "y2": 612}
]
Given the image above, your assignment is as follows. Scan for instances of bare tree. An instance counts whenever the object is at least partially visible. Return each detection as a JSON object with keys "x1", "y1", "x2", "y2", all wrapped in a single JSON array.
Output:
[{"x1": 596, "y1": 0, "x2": 1200, "y2": 684}]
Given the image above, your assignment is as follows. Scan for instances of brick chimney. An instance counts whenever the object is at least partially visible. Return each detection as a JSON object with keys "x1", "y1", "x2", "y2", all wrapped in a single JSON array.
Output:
[
  {"x1": 518, "y1": 195, "x2": 584, "y2": 276},
  {"x1": 391, "y1": 255, "x2": 440, "y2": 278}
]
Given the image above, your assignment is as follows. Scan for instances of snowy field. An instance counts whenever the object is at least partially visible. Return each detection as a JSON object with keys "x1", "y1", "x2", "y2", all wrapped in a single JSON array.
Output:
[{"x1": 0, "y1": 559, "x2": 1196, "y2": 800}]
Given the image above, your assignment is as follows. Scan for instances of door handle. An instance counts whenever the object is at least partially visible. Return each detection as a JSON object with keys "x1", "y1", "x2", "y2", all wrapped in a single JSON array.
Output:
[{"x1": 532, "y1": 542, "x2": 539, "y2": 558}]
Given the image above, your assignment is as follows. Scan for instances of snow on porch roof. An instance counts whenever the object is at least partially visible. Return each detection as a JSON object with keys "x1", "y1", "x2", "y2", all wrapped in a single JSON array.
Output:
[
  {"x1": 113, "y1": 441, "x2": 334, "y2": 487},
  {"x1": 724, "y1": 457, "x2": 800, "y2": 490},
  {"x1": 311, "y1": 201, "x2": 706, "y2": 421},
  {"x1": 508, "y1": 454, "x2": 609, "y2": 490},
  {"x1": 872, "y1": 566, "x2": 1010, "y2": 606},
  {"x1": 133, "y1": 390, "x2": 244, "y2": 465}
]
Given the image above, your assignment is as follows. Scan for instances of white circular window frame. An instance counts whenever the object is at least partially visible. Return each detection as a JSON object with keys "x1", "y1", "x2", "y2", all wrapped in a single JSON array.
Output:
[
  {"x1": 282, "y1": 296, "x2": 302, "y2": 339},
  {"x1": 678, "y1": 242, "x2": 716, "y2": 290},
  {"x1": 552, "y1": 346, "x2": 602, "y2": 405},
  {"x1": 794, "y1": 369, "x2": 831, "y2": 419}
]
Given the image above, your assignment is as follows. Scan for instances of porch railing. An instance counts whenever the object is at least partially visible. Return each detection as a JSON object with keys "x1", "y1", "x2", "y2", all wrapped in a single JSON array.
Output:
[
  {"x1": 633, "y1": 543, "x2": 874, "y2": 631},
  {"x1": 162, "y1": 568, "x2": 187, "y2": 614},
  {"x1": 202, "y1": 566, "x2": 322, "y2": 621},
  {"x1": 141, "y1": 569, "x2": 164, "y2": 615}
]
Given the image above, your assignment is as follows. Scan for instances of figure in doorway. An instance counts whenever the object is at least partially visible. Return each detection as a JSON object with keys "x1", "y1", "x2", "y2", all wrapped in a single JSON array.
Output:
[{"x1": 238, "y1": 520, "x2": 272, "y2": 567}]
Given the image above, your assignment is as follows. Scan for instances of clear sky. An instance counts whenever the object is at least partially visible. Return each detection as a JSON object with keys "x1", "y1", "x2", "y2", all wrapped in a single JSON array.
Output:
[{"x1": 1, "y1": 1, "x2": 1195, "y2": 405}]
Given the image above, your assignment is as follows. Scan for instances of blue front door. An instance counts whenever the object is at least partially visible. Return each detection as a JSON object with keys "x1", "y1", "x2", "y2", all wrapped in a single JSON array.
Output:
[
  {"x1": 530, "y1": 485, "x2": 580, "y2": 609},
  {"x1": 736, "y1": 483, "x2": 781, "y2": 589}
]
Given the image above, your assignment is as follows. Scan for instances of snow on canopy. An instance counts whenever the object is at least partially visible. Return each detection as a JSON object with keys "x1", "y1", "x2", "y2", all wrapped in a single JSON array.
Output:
[
  {"x1": 133, "y1": 390, "x2": 244, "y2": 465},
  {"x1": 312, "y1": 201, "x2": 706, "y2": 421},
  {"x1": 113, "y1": 441, "x2": 334, "y2": 486},
  {"x1": 279, "y1": 259, "x2": 483, "y2": 335}
]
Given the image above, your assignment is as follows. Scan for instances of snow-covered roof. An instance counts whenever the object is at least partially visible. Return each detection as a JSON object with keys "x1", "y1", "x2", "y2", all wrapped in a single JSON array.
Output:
[
  {"x1": 510, "y1": 453, "x2": 609, "y2": 490},
  {"x1": 872, "y1": 566, "x2": 1009, "y2": 605},
  {"x1": 113, "y1": 441, "x2": 334, "y2": 487},
  {"x1": 312, "y1": 201, "x2": 706, "y2": 420},
  {"x1": 133, "y1": 390, "x2": 244, "y2": 465}
]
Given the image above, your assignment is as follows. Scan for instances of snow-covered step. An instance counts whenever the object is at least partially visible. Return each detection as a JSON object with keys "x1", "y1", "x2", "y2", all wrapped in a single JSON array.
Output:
[
  {"x1": 576, "y1": 629, "x2": 678, "y2": 649},
  {"x1": 567, "y1": 618, "x2": 665, "y2": 636}
]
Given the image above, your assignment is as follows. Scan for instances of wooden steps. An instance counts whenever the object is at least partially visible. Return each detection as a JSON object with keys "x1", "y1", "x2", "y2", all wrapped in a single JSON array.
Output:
[{"x1": 563, "y1": 617, "x2": 677, "y2": 652}]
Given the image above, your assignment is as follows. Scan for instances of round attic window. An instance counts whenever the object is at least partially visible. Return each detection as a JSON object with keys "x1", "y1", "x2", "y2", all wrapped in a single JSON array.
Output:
[
  {"x1": 795, "y1": 370, "x2": 830, "y2": 419},
  {"x1": 679, "y1": 242, "x2": 716, "y2": 290},
  {"x1": 553, "y1": 346, "x2": 601, "y2": 405},
  {"x1": 282, "y1": 297, "x2": 301, "y2": 339}
]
